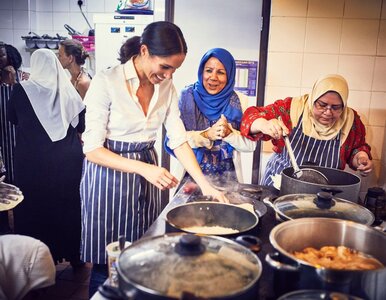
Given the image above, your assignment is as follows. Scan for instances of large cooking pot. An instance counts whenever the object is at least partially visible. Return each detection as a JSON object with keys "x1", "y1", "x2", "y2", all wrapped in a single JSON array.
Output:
[
  {"x1": 264, "y1": 191, "x2": 375, "y2": 225},
  {"x1": 280, "y1": 166, "x2": 361, "y2": 202},
  {"x1": 165, "y1": 201, "x2": 259, "y2": 236},
  {"x1": 266, "y1": 218, "x2": 386, "y2": 300},
  {"x1": 107, "y1": 233, "x2": 262, "y2": 300}
]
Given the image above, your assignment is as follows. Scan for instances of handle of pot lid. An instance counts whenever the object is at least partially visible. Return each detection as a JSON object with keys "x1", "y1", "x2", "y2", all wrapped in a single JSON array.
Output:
[
  {"x1": 98, "y1": 285, "x2": 137, "y2": 300},
  {"x1": 314, "y1": 191, "x2": 335, "y2": 209},
  {"x1": 265, "y1": 252, "x2": 299, "y2": 272},
  {"x1": 175, "y1": 234, "x2": 206, "y2": 256}
]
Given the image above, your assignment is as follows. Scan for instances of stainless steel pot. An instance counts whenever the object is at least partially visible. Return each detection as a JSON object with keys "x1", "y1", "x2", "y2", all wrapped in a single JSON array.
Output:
[
  {"x1": 113, "y1": 233, "x2": 262, "y2": 300},
  {"x1": 266, "y1": 218, "x2": 386, "y2": 300},
  {"x1": 280, "y1": 166, "x2": 361, "y2": 202},
  {"x1": 264, "y1": 191, "x2": 375, "y2": 225}
]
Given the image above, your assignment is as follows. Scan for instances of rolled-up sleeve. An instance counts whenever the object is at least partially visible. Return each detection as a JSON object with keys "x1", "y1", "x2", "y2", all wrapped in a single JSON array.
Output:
[
  {"x1": 82, "y1": 72, "x2": 111, "y2": 153},
  {"x1": 163, "y1": 85, "x2": 187, "y2": 150}
]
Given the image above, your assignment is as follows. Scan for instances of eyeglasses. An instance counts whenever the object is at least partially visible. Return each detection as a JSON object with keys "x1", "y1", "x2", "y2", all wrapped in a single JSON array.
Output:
[{"x1": 314, "y1": 99, "x2": 343, "y2": 113}]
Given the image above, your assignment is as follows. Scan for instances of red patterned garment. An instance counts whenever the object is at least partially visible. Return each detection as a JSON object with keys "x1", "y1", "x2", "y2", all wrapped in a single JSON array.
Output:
[{"x1": 240, "y1": 97, "x2": 372, "y2": 170}]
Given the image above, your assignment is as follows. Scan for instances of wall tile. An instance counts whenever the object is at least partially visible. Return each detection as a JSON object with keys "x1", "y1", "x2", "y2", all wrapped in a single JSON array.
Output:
[
  {"x1": 69, "y1": 13, "x2": 90, "y2": 35},
  {"x1": 308, "y1": 0, "x2": 344, "y2": 18},
  {"x1": 379, "y1": 20, "x2": 386, "y2": 55},
  {"x1": 87, "y1": 0, "x2": 105, "y2": 13},
  {"x1": 13, "y1": 0, "x2": 29, "y2": 11},
  {"x1": 36, "y1": 0, "x2": 52, "y2": 12},
  {"x1": 372, "y1": 56, "x2": 386, "y2": 91},
  {"x1": 105, "y1": 0, "x2": 117, "y2": 12},
  {"x1": 0, "y1": 2, "x2": 13, "y2": 10},
  {"x1": 302, "y1": 53, "x2": 339, "y2": 86},
  {"x1": 269, "y1": 17, "x2": 306, "y2": 52},
  {"x1": 266, "y1": 52, "x2": 303, "y2": 87},
  {"x1": 369, "y1": 92, "x2": 386, "y2": 126},
  {"x1": 265, "y1": 86, "x2": 302, "y2": 105},
  {"x1": 304, "y1": 18, "x2": 341, "y2": 53},
  {"x1": 12, "y1": 10, "x2": 29, "y2": 30},
  {"x1": 0, "y1": 10, "x2": 13, "y2": 29},
  {"x1": 30, "y1": 11, "x2": 37, "y2": 32},
  {"x1": 53, "y1": 12, "x2": 70, "y2": 32},
  {"x1": 344, "y1": 0, "x2": 382, "y2": 19},
  {"x1": 341, "y1": 19, "x2": 378, "y2": 55},
  {"x1": 0, "y1": 29, "x2": 14, "y2": 44},
  {"x1": 338, "y1": 55, "x2": 375, "y2": 91},
  {"x1": 367, "y1": 126, "x2": 385, "y2": 160},
  {"x1": 12, "y1": 29, "x2": 27, "y2": 55},
  {"x1": 36, "y1": 11, "x2": 52, "y2": 31},
  {"x1": 53, "y1": 0, "x2": 70, "y2": 12},
  {"x1": 348, "y1": 90, "x2": 371, "y2": 125},
  {"x1": 271, "y1": 0, "x2": 308, "y2": 17}
]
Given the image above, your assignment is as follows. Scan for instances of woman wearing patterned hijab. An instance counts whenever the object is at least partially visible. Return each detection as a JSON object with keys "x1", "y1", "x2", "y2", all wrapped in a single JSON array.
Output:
[
  {"x1": 241, "y1": 74, "x2": 372, "y2": 187},
  {"x1": 168, "y1": 48, "x2": 256, "y2": 183}
]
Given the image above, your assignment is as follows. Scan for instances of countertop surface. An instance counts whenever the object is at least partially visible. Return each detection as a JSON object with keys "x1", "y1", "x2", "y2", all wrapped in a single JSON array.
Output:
[{"x1": 93, "y1": 180, "x2": 281, "y2": 300}]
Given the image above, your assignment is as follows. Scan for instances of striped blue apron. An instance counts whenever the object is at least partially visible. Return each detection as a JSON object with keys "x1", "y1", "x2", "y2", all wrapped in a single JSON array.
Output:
[
  {"x1": 0, "y1": 85, "x2": 16, "y2": 184},
  {"x1": 262, "y1": 115, "x2": 341, "y2": 186},
  {"x1": 80, "y1": 140, "x2": 161, "y2": 264}
]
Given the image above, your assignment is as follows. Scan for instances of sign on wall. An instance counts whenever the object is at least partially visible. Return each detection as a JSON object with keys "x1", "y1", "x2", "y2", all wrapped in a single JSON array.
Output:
[{"x1": 235, "y1": 60, "x2": 258, "y2": 97}]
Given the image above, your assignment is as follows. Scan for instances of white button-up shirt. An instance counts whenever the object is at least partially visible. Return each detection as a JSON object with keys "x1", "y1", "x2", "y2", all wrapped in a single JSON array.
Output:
[{"x1": 82, "y1": 58, "x2": 187, "y2": 153}]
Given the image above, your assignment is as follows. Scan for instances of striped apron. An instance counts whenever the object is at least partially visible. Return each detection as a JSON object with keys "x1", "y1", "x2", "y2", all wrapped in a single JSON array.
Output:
[
  {"x1": 80, "y1": 140, "x2": 161, "y2": 264},
  {"x1": 262, "y1": 115, "x2": 341, "y2": 186},
  {"x1": 0, "y1": 85, "x2": 16, "y2": 183}
]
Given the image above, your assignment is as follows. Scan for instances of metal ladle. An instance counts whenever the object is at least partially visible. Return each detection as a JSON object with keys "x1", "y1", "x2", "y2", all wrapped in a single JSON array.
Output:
[{"x1": 280, "y1": 122, "x2": 329, "y2": 185}]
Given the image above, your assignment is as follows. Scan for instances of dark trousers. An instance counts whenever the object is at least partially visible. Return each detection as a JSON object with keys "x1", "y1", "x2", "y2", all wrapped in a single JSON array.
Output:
[
  {"x1": 0, "y1": 211, "x2": 11, "y2": 234},
  {"x1": 89, "y1": 263, "x2": 108, "y2": 298}
]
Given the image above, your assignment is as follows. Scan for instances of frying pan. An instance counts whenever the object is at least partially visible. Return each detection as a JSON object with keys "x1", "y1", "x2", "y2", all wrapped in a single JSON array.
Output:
[{"x1": 165, "y1": 201, "x2": 259, "y2": 236}]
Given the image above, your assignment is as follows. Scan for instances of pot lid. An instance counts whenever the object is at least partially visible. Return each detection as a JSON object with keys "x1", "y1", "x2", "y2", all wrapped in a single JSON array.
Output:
[
  {"x1": 273, "y1": 192, "x2": 374, "y2": 225},
  {"x1": 277, "y1": 289, "x2": 364, "y2": 300},
  {"x1": 117, "y1": 233, "x2": 262, "y2": 299}
]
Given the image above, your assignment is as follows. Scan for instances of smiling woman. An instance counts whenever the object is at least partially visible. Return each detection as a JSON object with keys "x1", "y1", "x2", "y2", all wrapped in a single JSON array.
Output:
[
  {"x1": 79, "y1": 21, "x2": 227, "y2": 298},
  {"x1": 240, "y1": 74, "x2": 373, "y2": 186}
]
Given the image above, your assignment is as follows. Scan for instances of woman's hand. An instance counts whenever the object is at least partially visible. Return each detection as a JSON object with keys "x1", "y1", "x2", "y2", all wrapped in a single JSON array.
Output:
[
  {"x1": 0, "y1": 66, "x2": 17, "y2": 85},
  {"x1": 253, "y1": 118, "x2": 289, "y2": 139},
  {"x1": 200, "y1": 184, "x2": 229, "y2": 203},
  {"x1": 141, "y1": 164, "x2": 179, "y2": 190},
  {"x1": 203, "y1": 114, "x2": 232, "y2": 140},
  {"x1": 353, "y1": 151, "x2": 373, "y2": 177}
]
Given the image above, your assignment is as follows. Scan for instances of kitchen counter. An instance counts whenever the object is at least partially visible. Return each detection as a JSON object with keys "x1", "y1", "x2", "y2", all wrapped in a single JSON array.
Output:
[
  {"x1": 93, "y1": 180, "x2": 280, "y2": 300},
  {"x1": 142, "y1": 180, "x2": 279, "y2": 300}
]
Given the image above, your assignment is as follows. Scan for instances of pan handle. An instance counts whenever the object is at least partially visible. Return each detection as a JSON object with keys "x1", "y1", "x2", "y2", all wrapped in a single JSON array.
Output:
[
  {"x1": 98, "y1": 285, "x2": 137, "y2": 300},
  {"x1": 265, "y1": 252, "x2": 300, "y2": 272},
  {"x1": 234, "y1": 235, "x2": 262, "y2": 253}
]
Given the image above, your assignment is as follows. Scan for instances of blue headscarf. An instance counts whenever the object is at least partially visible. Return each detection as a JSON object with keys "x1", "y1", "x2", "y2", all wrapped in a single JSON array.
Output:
[{"x1": 192, "y1": 48, "x2": 242, "y2": 123}]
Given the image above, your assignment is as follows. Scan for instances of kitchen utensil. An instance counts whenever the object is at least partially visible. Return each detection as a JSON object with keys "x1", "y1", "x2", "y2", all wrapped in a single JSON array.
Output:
[
  {"x1": 263, "y1": 191, "x2": 374, "y2": 225},
  {"x1": 280, "y1": 166, "x2": 361, "y2": 202},
  {"x1": 266, "y1": 218, "x2": 386, "y2": 300},
  {"x1": 165, "y1": 201, "x2": 259, "y2": 236},
  {"x1": 282, "y1": 131, "x2": 329, "y2": 184},
  {"x1": 115, "y1": 233, "x2": 262, "y2": 300},
  {"x1": 64, "y1": 24, "x2": 81, "y2": 36}
]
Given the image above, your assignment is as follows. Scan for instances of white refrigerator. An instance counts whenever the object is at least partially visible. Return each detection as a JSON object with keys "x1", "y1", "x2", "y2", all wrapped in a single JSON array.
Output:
[{"x1": 93, "y1": 13, "x2": 154, "y2": 73}]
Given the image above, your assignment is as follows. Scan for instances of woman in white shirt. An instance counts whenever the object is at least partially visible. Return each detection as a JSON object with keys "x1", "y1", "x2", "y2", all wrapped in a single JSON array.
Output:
[{"x1": 80, "y1": 21, "x2": 226, "y2": 296}]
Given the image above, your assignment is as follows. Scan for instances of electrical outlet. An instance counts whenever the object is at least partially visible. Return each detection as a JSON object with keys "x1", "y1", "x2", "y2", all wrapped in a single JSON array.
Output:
[{"x1": 77, "y1": 0, "x2": 85, "y2": 7}]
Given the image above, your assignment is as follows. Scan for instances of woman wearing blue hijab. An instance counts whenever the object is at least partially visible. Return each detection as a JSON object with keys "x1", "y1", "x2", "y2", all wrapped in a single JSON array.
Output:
[{"x1": 174, "y1": 48, "x2": 256, "y2": 182}]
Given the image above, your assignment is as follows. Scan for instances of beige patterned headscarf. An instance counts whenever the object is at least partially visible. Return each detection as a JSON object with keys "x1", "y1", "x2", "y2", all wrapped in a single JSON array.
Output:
[{"x1": 290, "y1": 74, "x2": 354, "y2": 145}]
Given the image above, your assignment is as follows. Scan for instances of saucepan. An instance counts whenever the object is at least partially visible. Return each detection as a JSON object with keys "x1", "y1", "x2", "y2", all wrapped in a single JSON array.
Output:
[
  {"x1": 99, "y1": 233, "x2": 263, "y2": 300},
  {"x1": 280, "y1": 166, "x2": 361, "y2": 202},
  {"x1": 266, "y1": 218, "x2": 386, "y2": 300}
]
